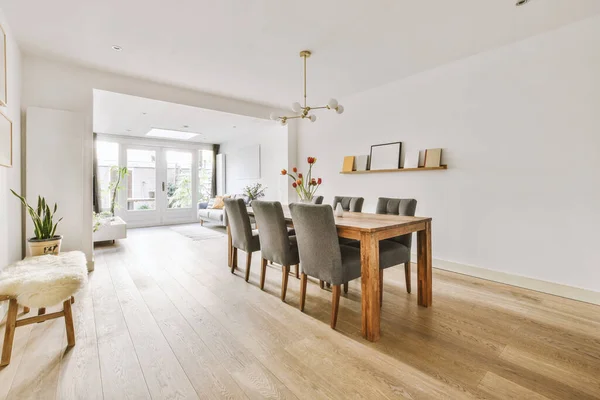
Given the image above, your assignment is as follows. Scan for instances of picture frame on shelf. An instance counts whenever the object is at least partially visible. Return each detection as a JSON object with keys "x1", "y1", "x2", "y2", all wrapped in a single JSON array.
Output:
[
  {"x1": 403, "y1": 151, "x2": 420, "y2": 169},
  {"x1": 353, "y1": 155, "x2": 369, "y2": 171},
  {"x1": 369, "y1": 142, "x2": 402, "y2": 170},
  {"x1": 0, "y1": 110, "x2": 12, "y2": 167}
]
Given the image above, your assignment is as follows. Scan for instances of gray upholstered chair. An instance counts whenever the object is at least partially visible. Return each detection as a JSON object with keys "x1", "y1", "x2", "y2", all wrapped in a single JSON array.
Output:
[
  {"x1": 251, "y1": 201, "x2": 300, "y2": 302},
  {"x1": 312, "y1": 196, "x2": 324, "y2": 205},
  {"x1": 332, "y1": 196, "x2": 364, "y2": 212},
  {"x1": 224, "y1": 198, "x2": 261, "y2": 282},
  {"x1": 375, "y1": 197, "x2": 417, "y2": 301},
  {"x1": 289, "y1": 203, "x2": 362, "y2": 329}
]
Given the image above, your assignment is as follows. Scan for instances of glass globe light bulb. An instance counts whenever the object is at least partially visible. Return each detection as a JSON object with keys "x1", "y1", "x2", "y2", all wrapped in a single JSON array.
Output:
[
  {"x1": 291, "y1": 102, "x2": 303, "y2": 113},
  {"x1": 269, "y1": 112, "x2": 279, "y2": 121},
  {"x1": 280, "y1": 119, "x2": 288, "y2": 126},
  {"x1": 327, "y1": 98, "x2": 338, "y2": 109},
  {"x1": 336, "y1": 105, "x2": 345, "y2": 114},
  {"x1": 309, "y1": 114, "x2": 317, "y2": 122}
]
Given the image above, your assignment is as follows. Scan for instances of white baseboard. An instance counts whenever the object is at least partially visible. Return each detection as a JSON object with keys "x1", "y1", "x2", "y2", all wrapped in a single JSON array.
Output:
[{"x1": 416, "y1": 254, "x2": 600, "y2": 306}]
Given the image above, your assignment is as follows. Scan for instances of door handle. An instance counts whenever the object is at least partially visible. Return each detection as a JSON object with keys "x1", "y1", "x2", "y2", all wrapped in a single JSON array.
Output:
[{"x1": 162, "y1": 182, "x2": 165, "y2": 192}]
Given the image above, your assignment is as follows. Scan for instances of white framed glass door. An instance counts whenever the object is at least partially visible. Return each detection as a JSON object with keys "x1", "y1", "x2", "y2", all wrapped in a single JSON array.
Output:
[
  {"x1": 123, "y1": 146, "x2": 162, "y2": 227},
  {"x1": 162, "y1": 149, "x2": 197, "y2": 225},
  {"x1": 120, "y1": 145, "x2": 199, "y2": 227}
]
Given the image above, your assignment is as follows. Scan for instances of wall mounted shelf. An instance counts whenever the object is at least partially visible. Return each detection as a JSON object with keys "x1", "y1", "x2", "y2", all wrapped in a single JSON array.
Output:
[{"x1": 339, "y1": 165, "x2": 447, "y2": 174}]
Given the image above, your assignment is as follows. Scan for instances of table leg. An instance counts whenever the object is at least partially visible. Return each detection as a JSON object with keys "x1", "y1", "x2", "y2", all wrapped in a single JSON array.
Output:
[
  {"x1": 227, "y1": 225, "x2": 232, "y2": 267},
  {"x1": 417, "y1": 220, "x2": 432, "y2": 307},
  {"x1": 360, "y1": 232, "x2": 380, "y2": 342}
]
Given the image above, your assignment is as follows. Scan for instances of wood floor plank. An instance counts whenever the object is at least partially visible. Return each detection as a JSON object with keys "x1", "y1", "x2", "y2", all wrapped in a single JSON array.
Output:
[
  {"x1": 56, "y1": 284, "x2": 103, "y2": 400},
  {"x1": 91, "y1": 251, "x2": 151, "y2": 400},
  {"x1": 103, "y1": 251, "x2": 199, "y2": 399},
  {"x1": 477, "y1": 372, "x2": 551, "y2": 400}
]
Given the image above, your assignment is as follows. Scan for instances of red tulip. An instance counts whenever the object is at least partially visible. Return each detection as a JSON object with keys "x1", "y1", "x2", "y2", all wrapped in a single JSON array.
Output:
[
  {"x1": 311, "y1": 178, "x2": 317, "y2": 185},
  {"x1": 292, "y1": 167, "x2": 297, "y2": 173},
  {"x1": 292, "y1": 182, "x2": 297, "y2": 188},
  {"x1": 307, "y1": 157, "x2": 316, "y2": 164},
  {"x1": 296, "y1": 179, "x2": 302, "y2": 185},
  {"x1": 298, "y1": 173, "x2": 303, "y2": 178},
  {"x1": 317, "y1": 178, "x2": 322, "y2": 185},
  {"x1": 281, "y1": 169, "x2": 287, "y2": 175}
]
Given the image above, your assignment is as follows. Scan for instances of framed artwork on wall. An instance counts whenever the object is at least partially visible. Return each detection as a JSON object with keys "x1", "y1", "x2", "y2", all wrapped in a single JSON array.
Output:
[
  {"x1": 0, "y1": 110, "x2": 12, "y2": 167},
  {"x1": 369, "y1": 142, "x2": 402, "y2": 170},
  {"x1": 0, "y1": 24, "x2": 6, "y2": 106}
]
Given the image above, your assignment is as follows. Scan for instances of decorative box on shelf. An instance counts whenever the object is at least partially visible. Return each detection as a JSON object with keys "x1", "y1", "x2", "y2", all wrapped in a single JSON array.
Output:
[{"x1": 340, "y1": 165, "x2": 447, "y2": 174}]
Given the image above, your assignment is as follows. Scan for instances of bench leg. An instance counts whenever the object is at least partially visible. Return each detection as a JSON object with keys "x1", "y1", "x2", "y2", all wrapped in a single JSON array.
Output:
[
  {"x1": 23, "y1": 306, "x2": 30, "y2": 314},
  {"x1": 1, "y1": 299, "x2": 18, "y2": 367},
  {"x1": 63, "y1": 299, "x2": 76, "y2": 347}
]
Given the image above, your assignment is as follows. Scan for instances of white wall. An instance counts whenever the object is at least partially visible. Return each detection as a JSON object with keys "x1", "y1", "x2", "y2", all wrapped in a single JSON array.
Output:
[
  {"x1": 297, "y1": 16, "x2": 600, "y2": 293},
  {"x1": 0, "y1": 10, "x2": 22, "y2": 318},
  {"x1": 21, "y1": 55, "x2": 287, "y2": 268},
  {"x1": 220, "y1": 125, "x2": 289, "y2": 203}
]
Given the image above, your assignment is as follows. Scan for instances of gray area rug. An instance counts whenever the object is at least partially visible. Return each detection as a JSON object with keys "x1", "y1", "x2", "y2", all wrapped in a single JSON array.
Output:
[{"x1": 169, "y1": 224, "x2": 226, "y2": 241}]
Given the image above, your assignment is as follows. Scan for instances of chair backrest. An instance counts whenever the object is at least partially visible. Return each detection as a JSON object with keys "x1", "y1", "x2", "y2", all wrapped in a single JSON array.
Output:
[
  {"x1": 375, "y1": 197, "x2": 417, "y2": 247},
  {"x1": 251, "y1": 201, "x2": 292, "y2": 265},
  {"x1": 312, "y1": 196, "x2": 324, "y2": 205},
  {"x1": 332, "y1": 196, "x2": 364, "y2": 212},
  {"x1": 289, "y1": 203, "x2": 342, "y2": 283},
  {"x1": 224, "y1": 198, "x2": 254, "y2": 251}
]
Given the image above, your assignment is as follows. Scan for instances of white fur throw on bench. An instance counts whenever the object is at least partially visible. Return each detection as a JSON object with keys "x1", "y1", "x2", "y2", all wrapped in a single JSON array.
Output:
[{"x1": 0, "y1": 251, "x2": 88, "y2": 308}]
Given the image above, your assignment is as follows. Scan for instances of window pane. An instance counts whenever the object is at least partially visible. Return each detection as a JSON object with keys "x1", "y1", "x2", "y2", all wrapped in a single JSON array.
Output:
[
  {"x1": 96, "y1": 141, "x2": 119, "y2": 212},
  {"x1": 198, "y1": 149, "x2": 214, "y2": 203},
  {"x1": 167, "y1": 150, "x2": 192, "y2": 209},
  {"x1": 127, "y1": 149, "x2": 156, "y2": 211}
]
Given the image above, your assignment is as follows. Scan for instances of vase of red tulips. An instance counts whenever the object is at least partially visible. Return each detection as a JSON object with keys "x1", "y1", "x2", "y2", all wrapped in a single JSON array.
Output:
[{"x1": 281, "y1": 157, "x2": 322, "y2": 202}]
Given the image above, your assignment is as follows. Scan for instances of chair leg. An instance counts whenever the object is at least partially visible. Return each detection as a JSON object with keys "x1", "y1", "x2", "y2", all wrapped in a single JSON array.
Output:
[
  {"x1": 63, "y1": 299, "x2": 76, "y2": 347},
  {"x1": 71, "y1": 296, "x2": 75, "y2": 304},
  {"x1": 299, "y1": 273, "x2": 308, "y2": 311},
  {"x1": 23, "y1": 306, "x2": 30, "y2": 314},
  {"x1": 331, "y1": 285, "x2": 341, "y2": 329},
  {"x1": 281, "y1": 265, "x2": 290, "y2": 302},
  {"x1": 319, "y1": 280, "x2": 325, "y2": 289},
  {"x1": 343, "y1": 283, "x2": 348, "y2": 294},
  {"x1": 1, "y1": 299, "x2": 18, "y2": 367},
  {"x1": 379, "y1": 269, "x2": 384, "y2": 307},
  {"x1": 245, "y1": 252, "x2": 252, "y2": 282},
  {"x1": 38, "y1": 307, "x2": 46, "y2": 316},
  {"x1": 326, "y1": 282, "x2": 331, "y2": 288},
  {"x1": 404, "y1": 262, "x2": 412, "y2": 293},
  {"x1": 230, "y1": 248, "x2": 238, "y2": 274},
  {"x1": 295, "y1": 264, "x2": 299, "y2": 279},
  {"x1": 260, "y1": 258, "x2": 267, "y2": 290}
]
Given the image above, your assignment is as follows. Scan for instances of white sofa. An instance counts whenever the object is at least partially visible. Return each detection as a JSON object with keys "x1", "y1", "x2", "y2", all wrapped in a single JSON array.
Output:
[{"x1": 197, "y1": 195, "x2": 249, "y2": 227}]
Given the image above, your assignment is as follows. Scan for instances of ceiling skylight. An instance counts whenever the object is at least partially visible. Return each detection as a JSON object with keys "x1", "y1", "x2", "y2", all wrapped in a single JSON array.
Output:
[{"x1": 146, "y1": 128, "x2": 199, "y2": 140}]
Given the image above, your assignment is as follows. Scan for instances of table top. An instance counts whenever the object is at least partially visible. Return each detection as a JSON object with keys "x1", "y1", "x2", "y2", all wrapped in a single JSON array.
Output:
[{"x1": 247, "y1": 206, "x2": 431, "y2": 234}]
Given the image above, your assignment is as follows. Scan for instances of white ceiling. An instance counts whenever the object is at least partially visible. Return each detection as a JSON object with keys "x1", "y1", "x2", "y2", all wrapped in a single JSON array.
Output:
[
  {"x1": 93, "y1": 89, "x2": 279, "y2": 144},
  {"x1": 3, "y1": 0, "x2": 600, "y2": 108}
]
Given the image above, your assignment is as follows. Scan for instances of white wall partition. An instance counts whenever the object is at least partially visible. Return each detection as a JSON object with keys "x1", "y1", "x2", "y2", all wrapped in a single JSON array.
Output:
[{"x1": 296, "y1": 16, "x2": 600, "y2": 295}]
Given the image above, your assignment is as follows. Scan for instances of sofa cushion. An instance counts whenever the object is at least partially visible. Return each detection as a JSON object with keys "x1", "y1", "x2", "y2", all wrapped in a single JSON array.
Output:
[
  {"x1": 208, "y1": 210, "x2": 225, "y2": 221},
  {"x1": 198, "y1": 209, "x2": 211, "y2": 219}
]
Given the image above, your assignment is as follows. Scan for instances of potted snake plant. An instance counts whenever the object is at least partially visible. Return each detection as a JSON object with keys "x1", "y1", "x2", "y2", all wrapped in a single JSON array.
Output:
[{"x1": 11, "y1": 190, "x2": 63, "y2": 256}]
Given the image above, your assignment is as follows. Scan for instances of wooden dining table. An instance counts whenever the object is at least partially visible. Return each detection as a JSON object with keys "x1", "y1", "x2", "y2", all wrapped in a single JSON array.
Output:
[{"x1": 226, "y1": 207, "x2": 432, "y2": 342}]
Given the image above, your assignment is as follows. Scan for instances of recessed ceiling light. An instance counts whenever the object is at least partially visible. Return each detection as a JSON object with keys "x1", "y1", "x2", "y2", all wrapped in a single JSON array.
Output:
[
  {"x1": 146, "y1": 128, "x2": 198, "y2": 140},
  {"x1": 126, "y1": 129, "x2": 132, "y2": 132},
  {"x1": 232, "y1": 125, "x2": 237, "y2": 129},
  {"x1": 182, "y1": 125, "x2": 189, "y2": 128},
  {"x1": 112, "y1": 45, "x2": 123, "y2": 52},
  {"x1": 516, "y1": 0, "x2": 531, "y2": 6},
  {"x1": 142, "y1": 112, "x2": 147, "y2": 115}
]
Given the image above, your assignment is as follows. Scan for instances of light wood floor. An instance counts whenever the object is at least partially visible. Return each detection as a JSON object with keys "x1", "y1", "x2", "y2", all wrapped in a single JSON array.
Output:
[{"x1": 1, "y1": 226, "x2": 599, "y2": 399}]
